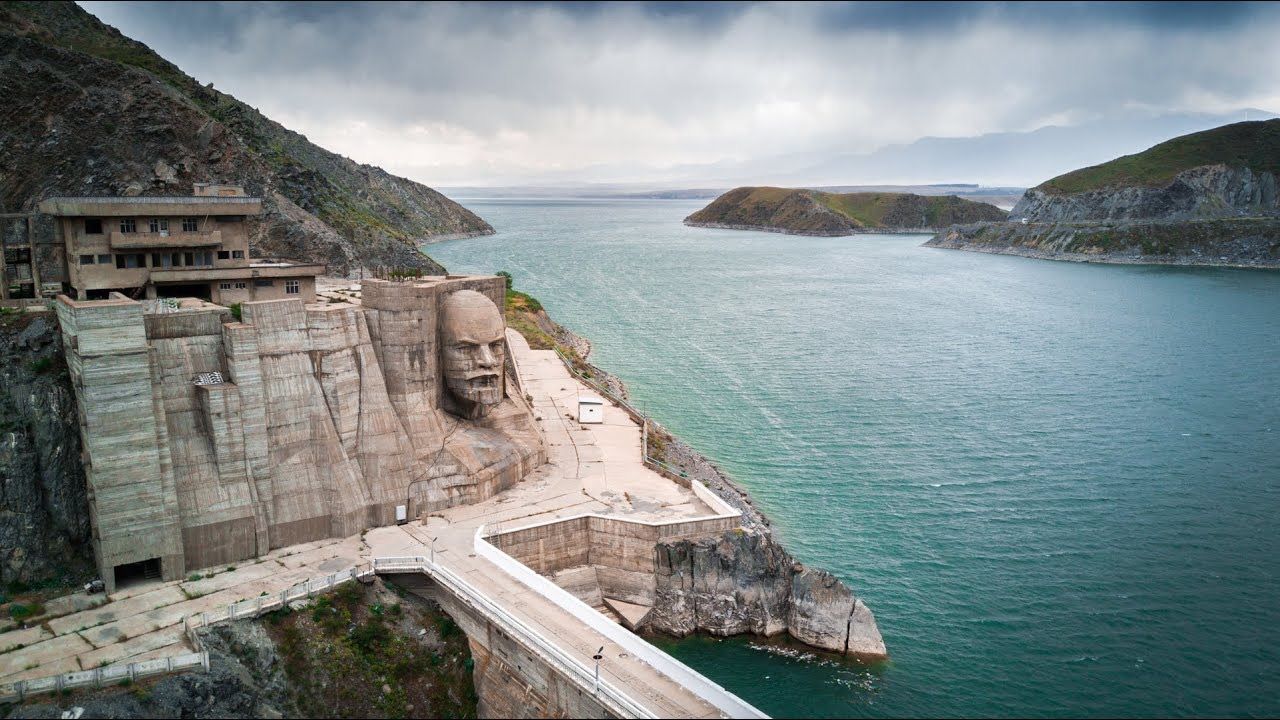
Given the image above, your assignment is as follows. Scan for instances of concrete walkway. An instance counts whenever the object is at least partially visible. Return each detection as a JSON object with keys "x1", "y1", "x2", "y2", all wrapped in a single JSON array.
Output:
[{"x1": 2, "y1": 330, "x2": 734, "y2": 718}]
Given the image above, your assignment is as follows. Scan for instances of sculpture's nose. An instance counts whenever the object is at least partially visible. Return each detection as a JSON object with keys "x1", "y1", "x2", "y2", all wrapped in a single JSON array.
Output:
[{"x1": 477, "y1": 343, "x2": 497, "y2": 368}]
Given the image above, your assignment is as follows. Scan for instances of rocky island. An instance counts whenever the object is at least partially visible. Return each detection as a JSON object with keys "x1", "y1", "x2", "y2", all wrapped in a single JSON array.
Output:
[
  {"x1": 685, "y1": 186, "x2": 1007, "y2": 236},
  {"x1": 926, "y1": 120, "x2": 1280, "y2": 267}
]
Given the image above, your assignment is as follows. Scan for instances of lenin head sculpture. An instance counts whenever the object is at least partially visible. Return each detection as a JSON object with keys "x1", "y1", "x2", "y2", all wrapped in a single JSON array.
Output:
[{"x1": 440, "y1": 290, "x2": 506, "y2": 418}]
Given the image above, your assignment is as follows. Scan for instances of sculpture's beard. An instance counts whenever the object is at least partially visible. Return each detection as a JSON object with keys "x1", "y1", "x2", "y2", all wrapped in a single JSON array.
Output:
[{"x1": 447, "y1": 371, "x2": 503, "y2": 406}]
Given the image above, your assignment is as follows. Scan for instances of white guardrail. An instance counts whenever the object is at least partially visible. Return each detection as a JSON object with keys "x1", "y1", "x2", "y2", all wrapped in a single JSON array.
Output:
[
  {"x1": 373, "y1": 555, "x2": 657, "y2": 719},
  {"x1": 472, "y1": 530, "x2": 769, "y2": 719}
]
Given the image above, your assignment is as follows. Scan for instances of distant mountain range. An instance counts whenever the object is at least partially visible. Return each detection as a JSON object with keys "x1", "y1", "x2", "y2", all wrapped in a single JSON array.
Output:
[{"x1": 445, "y1": 108, "x2": 1278, "y2": 193}]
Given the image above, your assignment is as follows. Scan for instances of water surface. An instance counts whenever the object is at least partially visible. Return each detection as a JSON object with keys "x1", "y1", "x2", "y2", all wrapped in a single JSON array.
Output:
[{"x1": 429, "y1": 198, "x2": 1280, "y2": 718}]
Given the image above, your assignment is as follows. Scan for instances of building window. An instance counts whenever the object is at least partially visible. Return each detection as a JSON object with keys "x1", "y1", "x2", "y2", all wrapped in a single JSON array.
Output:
[
  {"x1": 285, "y1": 280, "x2": 300, "y2": 295},
  {"x1": 254, "y1": 279, "x2": 273, "y2": 287},
  {"x1": 217, "y1": 250, "x2": 231, "y2": 260},
  {"x1": 97, "y1": 253, "x2": 111, "y2": 264},
  {"x1": 232, "y1": 250, "x2": 245, "y2": 259},
  {"x1": 219, "y1": 282, "x2": 232, "y2": 290},
  {"x1": 119, "y1": 218, "x2": 137, "y2": 233},
  {"x1": 148, "y1": 218, "x2": 169, "y2": 234},
  {"x1": 234, "y1": 282, "x2": 247, "y2": 289},
  {"x1": 197, "y1": 251, "x2": 213, "y2": 266},
  {"x1": 84, "y1": 219, "x2": 103, "y2": 234},
  {"x1": 79, "y1": 254, "x2": 95, "y2": 265},
  {"x1": 114, "y1": 253, "x2": 143, "y2": 269},
  {"x1": 182, "y1": 217, "x2": 198, "y2": 232}
]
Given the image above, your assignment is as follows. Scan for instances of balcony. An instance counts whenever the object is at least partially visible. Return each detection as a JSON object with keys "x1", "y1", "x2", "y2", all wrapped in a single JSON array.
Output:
[{"x1": 110, "y1": 230, "x2": 222, "y2": 250}]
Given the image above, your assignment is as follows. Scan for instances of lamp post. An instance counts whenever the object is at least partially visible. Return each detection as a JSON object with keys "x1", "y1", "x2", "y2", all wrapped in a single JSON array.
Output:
[
  {"x1": 592, "y1": 646, "x2": 604, "y2": 695},
  {"x1": 429, "y1": 536, "x2": 437, "y2": 564}
]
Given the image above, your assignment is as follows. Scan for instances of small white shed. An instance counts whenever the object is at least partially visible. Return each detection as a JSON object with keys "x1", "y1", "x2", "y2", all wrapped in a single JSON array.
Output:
[{"x1": 578, "y1": 395, "x2": 604, "y2": 424}]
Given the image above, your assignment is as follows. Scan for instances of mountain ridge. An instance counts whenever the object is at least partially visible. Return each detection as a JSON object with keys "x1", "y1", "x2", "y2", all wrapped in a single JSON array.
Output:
[{"x1": 0, "y1": 1, "x2": 493, "y2": 274}]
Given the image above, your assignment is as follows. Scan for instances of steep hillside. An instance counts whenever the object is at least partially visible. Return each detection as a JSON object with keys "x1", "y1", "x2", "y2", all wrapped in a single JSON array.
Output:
[
  {"x1": 929, "y1": 121, "x2": 1280, "y2": 267},
  {"x1": 1012, "y1": 120, "x2": 1280, "y2": 222},
  {"x1": 685, "y1": 186, "x2": 1006, "y2": 236},
  {"x1": 0, "y1": 1, "x2": 493, "y2": 275}
]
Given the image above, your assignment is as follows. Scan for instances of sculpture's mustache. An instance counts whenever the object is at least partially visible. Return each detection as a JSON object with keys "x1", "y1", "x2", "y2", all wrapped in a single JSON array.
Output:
[{"x1": 462, "y1": 372, "x2": 500, "y2": 387}]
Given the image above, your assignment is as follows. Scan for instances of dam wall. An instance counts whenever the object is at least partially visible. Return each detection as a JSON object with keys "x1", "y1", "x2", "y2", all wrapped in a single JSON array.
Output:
[{"x1": 57, "y1": 276, "x2": 545, "y2": 590}]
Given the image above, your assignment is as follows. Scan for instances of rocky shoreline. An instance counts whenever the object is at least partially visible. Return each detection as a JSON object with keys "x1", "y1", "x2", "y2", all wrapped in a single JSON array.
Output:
[
  {"x1": 685, "y1": 220, "x2": 936, "y2": 237},
  {"x1": 543, "y1": 313, "x2": 887, "y2": 660},
  {"x1": 927, "y1": 218, "x2": 1280, "y2": 269}
]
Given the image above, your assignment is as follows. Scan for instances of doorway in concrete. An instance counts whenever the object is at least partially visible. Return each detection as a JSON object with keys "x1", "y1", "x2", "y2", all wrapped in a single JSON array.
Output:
[{"x1": 113, "y1": 557, "x2": 162, "y2": 589}]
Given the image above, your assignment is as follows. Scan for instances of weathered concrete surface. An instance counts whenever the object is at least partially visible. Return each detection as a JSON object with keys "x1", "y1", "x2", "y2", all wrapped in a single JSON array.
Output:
[{"x1": 56, "y1": 276, "x2": 544, "y2": 589}]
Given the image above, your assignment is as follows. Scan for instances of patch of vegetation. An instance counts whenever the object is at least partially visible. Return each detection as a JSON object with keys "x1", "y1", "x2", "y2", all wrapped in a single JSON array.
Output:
[
  {"x1": 265, "y1": 580, "x2": 477, "y2": 719},
  {"x1": 227, "y1": 303, "x2": 242, "y2": 322},
  {"x1": 1039, "y1": 119, "x2": 1280, "y2": 195},
  {"x1": 27, "y1": 357, "x2": 52, "y2": 373},
  {"x1": 8, "y1": 602, "x2": 45, "y2": 622}
]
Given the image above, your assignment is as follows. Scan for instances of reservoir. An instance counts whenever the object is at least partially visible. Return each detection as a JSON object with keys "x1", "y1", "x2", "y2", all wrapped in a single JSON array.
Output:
[{"x1": 429, "y1": 198, "x2": 1280, "y2": 718}]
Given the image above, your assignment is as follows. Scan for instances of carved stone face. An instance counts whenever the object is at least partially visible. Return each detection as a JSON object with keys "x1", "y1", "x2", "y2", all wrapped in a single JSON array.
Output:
[{"x1": 440, "y1": 290, "x2": 506, "y2": 413}]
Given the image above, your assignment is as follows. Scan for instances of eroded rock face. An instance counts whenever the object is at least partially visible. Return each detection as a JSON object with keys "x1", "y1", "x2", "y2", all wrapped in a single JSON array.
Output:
[
  {"x1": 651, "y1": 529, "x2": 792, "y2": 638},
  {"x1": 651, "y1": 529, "x2": 887, "y2": 659},
  {"x1": 787, "y1": 566, "x2": 855, "y2": 652},
  {"x1": 0, "y1": 315, "x2": 92, "y2": 588},
  {"x1": 1011, "y1": 165, "x2": 1280, "y2": 223}
]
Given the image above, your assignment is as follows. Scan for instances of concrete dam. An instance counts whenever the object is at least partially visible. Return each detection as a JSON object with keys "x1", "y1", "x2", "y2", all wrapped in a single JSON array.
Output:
[{"x1": 2, "y1": 274, "x2": 817, "y2": 717}]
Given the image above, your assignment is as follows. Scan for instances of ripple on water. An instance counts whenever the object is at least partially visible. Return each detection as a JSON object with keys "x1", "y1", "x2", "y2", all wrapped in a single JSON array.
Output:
[{"x1": 431, "y1": 199, "x2": 1280, "y2": 718}]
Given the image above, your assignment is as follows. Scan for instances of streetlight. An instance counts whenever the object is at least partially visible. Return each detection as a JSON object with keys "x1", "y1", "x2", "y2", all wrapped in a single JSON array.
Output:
[
  {"x1": 429, "y1": 536, "x2": 437, "y2": 564},
  {"x1": 592, "y1": 646, "x2": 604, "y2": 695}
]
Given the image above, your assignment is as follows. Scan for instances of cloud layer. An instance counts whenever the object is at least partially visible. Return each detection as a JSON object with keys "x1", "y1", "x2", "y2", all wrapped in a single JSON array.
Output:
[{"x1": 81, "y1": 1, "x2": 1280, "y2": 185}]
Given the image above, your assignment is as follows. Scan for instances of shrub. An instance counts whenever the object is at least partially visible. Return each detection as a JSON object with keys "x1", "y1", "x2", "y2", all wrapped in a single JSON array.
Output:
[
  {"x1": 8, "y1": 603, "x2": 44, "y2": 621},
  {"x1": 228, "y1": 303, "x2": 242, "y2": 321},
  {"x1": 28, "y1": 357, "x2": 52, "y2": 373},
  {"x1": 496, "y1": 270, "x2": 513, "y2": 290}
]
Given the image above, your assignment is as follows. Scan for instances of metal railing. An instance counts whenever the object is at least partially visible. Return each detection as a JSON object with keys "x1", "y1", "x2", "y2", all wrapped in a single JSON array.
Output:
[
  {"x1": 373, "y1": 556, "x2": 656, "y2": 718},
  {"x1": 552, "y1": 348, "x2": 693, "y2": 482},
  {"x1": 472, "y1": 531, "x2": 768, "y2": 719}
]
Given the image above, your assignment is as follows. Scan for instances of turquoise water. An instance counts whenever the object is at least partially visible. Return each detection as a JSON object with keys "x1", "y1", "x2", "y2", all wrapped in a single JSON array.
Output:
[{"x1": 428, "y1": 198, "x2": 1280, "y2": 718}]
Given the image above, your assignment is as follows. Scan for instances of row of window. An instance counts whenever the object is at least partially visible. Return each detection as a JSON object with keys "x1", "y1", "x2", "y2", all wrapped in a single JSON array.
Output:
[
  {"x1": 84, "y1": 218, "x2": 201, "y2": 234},
  {"x1": 217, "y1": 279, "x2": 301, "y2": 294},
  {"x1": 78, "y1": 250, "x2": 245, "y2": 268}
]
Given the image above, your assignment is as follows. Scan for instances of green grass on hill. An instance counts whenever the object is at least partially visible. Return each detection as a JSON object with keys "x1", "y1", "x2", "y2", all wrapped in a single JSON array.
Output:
[{"x1": 1039, "y1": 120, "x2": 1280, "y2": 195}]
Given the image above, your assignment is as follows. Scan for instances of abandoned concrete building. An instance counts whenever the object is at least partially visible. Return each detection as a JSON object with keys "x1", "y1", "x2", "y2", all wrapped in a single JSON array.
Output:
[
  {"x1": 56, "y1": 275, "x2": 545, "y2": 589},
  {"x1": 38, "y1": 184, "x2": 323, "y2": 304}
]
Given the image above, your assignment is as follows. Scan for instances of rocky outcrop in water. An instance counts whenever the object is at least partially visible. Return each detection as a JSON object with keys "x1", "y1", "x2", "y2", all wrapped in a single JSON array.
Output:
[
  {"x1": 0, "y1": 2, "x2": 492, "y2": 275},
  {"x1": 926, "y1": 217, "x2": 1280, "y2": 268},
  {"x1": 1011, "y1": 164, "x2": 1280, "y2": 223},
  {"x1": 0, "y1": 313, "x2": 92, "y2": 589},
  {"x1": 651, "y1": 529, "x2": 887, "y2": 659},
  {"x1": 686, "y1": 186, "x2": 1006, "y2": 236}
]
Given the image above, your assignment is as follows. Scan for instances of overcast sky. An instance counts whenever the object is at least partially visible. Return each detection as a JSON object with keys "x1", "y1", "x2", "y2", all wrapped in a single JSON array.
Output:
[{"x1": 80, "y1": 1, "x2": 1280, "y2": 187}]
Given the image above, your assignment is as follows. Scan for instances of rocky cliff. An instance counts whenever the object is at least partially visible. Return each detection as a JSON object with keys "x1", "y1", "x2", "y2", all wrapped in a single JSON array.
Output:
[
  {"x1": 650, "y1": 529, "x2": 886, "y2": 659},
  {"x1": 0, "y1": 1, "x2": 492, "y2": 275},
  {"x1": 929, "y1": 121, "x2": 1280, "y2": 267},
  {"x1": 0, "y1": 311, "x2": 92, "y2": 590},
  {"x1": 685, "y1": 186, "x2": 1006, "y2": 236},
  {"x1": 1011, "y1": 164, "x2": 1280, "y2": 223}
]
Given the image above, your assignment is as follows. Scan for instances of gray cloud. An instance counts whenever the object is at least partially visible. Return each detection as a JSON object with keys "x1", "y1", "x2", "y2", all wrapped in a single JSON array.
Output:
[{"x1": 79, "y1": 1, "x2": 1280, "y2": 185}]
